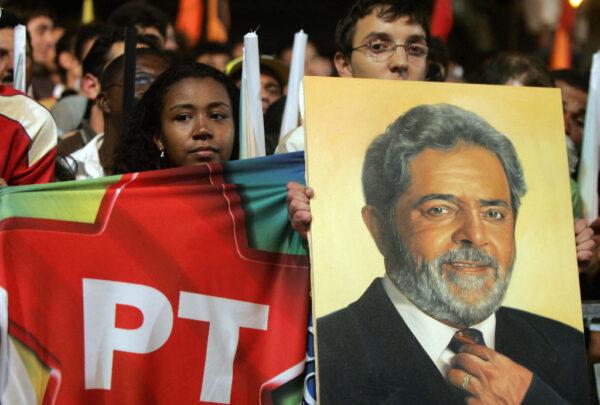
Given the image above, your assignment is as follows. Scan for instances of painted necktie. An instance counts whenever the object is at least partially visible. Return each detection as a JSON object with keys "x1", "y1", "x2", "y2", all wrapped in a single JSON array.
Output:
[{"x1": 448, "y1": 328, "x2": 486, "y2": 353}]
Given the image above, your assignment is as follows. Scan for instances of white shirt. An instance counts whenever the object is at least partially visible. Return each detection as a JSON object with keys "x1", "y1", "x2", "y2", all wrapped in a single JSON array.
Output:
[
  {"x1": 382, "y1": 275, "x2": 496, "y2": 376},
  {"x1": 69, "y1": 133, "x2": 105, "y2": 180}
]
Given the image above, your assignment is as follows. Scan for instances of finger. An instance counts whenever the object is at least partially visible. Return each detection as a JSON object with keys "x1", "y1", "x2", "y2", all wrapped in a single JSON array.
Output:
[
  {"x1": 287, "y1": 181, "x2": 302, "y2": 191},
  {"x1": 291, "y1": 213, "x2": 311, "y2": 237},
  {"x1": 451, "y1": 352, "x2": 489, "y2": 378},
  {"x1": 577, "y1": 250, "x2": 594, "y2": 262},
  {"x1": 575, "y1": 218, "x2": 587, "y2": 234},
  {"x1": 292, "y1": 210, "x2": 312, "y2": 225},
  {"x1": 0, "y1": 177, "x2": 6, "y2": 187},
  {"x1": 446, "y1": 368, "x2": 481, "y2": 397},
  {"x1": 577, "y1": 239, "x2": 595, "y2": 253},
  {"x1": 287, "y1": 189, "x2": 310, "y2": 205},
  {"x1": 576, "y1": 227, "x2": 594, "y2": 245},
  {"x1": 304, "y1": 187, "x2": 314, "y2": 198},
  {"x1": 458, "y1": 343, "x2": 495, "y2": 362},
  {"x1": 288, "y1": 199, "x2": 311, "y2": 217}
]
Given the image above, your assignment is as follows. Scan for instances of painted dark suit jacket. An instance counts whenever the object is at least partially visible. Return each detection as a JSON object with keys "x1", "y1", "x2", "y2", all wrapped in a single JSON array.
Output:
[{"x1": 317, "y1": 278, "x2": 588, "y2": 404}]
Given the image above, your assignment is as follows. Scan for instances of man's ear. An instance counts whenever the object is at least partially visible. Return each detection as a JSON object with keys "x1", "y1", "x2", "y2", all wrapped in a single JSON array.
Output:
[
  {"x1": 362, "y1": 205, "x2": 392, "y2": 256},
  {"x1": 82, "y1": 73, "x2": 100, "y2": 100},
  {"x1": 334, "y1": 52, "x2": 353, "y2": 78},
  {"x1": 96, "y1": 91, "x2": 110, "y2": 115}
]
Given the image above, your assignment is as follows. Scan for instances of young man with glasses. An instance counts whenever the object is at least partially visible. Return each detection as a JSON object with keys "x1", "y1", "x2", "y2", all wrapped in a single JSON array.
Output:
[
  {"x1": 277, "y1": 0, "x2": 429, "y2": 153},
  {"x1": 333, "y1": 0, "x2": 430, "y2": 81}
]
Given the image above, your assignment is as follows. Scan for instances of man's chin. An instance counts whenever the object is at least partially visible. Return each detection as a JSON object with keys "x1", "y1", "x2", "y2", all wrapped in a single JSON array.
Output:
[
  {"x1": 436, "y1": 282, "x2": 508, "y2": 326},
  {"x1": 450, "y1": 289, "x2": 498, "y2": 308}
]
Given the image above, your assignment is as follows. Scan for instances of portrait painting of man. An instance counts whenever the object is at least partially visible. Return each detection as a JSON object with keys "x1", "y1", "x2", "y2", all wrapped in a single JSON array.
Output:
[{"x1": 303, "y1": 77, "x2": 588, "y2": 405}]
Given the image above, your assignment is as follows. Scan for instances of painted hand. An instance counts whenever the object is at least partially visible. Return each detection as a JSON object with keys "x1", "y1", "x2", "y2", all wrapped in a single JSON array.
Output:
[{"x1": 446, "y1": 344, "x2": 533, "y2": 405}]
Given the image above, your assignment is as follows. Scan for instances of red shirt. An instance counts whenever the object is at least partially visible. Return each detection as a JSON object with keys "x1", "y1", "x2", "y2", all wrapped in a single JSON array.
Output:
[{"x1": 0, "y1": 85, "x2": 57, "y2": 185}]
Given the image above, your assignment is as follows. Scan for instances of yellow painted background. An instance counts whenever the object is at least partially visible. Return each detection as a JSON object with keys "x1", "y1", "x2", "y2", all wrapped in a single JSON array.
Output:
[{"x1": 305, "y1": 76, "x2": 582, "y2": 331}]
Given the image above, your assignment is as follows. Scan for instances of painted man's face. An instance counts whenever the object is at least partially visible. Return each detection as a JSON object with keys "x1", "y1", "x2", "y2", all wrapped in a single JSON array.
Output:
[{"x1": 388, "y1": 144, "x2": 516, "y2": 326}]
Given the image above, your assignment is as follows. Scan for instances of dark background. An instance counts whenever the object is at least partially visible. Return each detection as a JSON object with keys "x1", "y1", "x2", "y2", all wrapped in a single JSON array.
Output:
[
  {"x1": 3, "y1": 0, "x2": 600, "y2": 74},
  {"x1": 18, "y1": 0, "x2": 357, "y2": 55}
]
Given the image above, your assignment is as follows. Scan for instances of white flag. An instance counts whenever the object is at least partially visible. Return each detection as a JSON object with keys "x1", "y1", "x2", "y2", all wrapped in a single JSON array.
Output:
[
  {"x1": 280, "y1": 30, "x2": 307, "y2": 138},
  {"x1": 13, "y1": 25, "x2": 26, "y2": 92},
  {"x1": 577, "y1": 52, "x2": 600, "y2": 224},
  {"x1": 239, "y1": 32, "x2": 266, "y2": 159}
]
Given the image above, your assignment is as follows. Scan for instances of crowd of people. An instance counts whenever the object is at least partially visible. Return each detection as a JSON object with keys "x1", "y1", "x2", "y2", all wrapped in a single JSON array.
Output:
[{"x1": 0, "y1": 0, "x2": 599, "y2": 402}]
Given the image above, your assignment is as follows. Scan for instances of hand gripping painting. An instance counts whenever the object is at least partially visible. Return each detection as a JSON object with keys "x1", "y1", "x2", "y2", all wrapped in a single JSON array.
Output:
[{"x1": 304, "y1": 77, "x2": 588, "y2": 405}]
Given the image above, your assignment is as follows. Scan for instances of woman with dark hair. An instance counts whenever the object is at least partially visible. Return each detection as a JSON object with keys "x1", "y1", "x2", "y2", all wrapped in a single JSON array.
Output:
[{"x1": 113, "y1": 63, "x2": 239, "y2": 174}]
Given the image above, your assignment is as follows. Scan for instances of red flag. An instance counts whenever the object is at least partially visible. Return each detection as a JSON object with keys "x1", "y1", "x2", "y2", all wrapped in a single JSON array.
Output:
[
  {"x1": 0, "y1": 156, "x2": 309, "y2": 404},
  {"x1": 550, "y1": 0, "x2": 576, "y2": 70},
  {"x1": 430, "y1": 0, "x2": 453, "y2": 42},
  {"x1": 176, "y1": 0, "x2": 228, "y2": 47},
  {"x1": 176, "y1": 0, "x2": 202, "y2": 46}
]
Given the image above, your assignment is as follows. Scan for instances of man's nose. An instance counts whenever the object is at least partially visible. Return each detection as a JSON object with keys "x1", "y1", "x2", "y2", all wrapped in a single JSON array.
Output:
[
  {"x1": 387, "y1": 46, "x2": 409, "y2": 79},
  {"x1": 451, "y1": 210, "x2": 487, "y2": 247}
]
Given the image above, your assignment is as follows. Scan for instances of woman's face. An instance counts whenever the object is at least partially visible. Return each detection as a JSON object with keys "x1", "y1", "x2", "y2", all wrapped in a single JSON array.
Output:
[{"x1": 154, "y1": 77, "x2": 235, "y2": 166}]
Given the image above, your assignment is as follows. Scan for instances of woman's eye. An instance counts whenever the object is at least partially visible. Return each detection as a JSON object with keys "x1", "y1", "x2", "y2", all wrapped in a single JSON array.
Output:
[
  {"x1": 209, "y1": 112, "x2": 227, "y2": 120},
  {"x1": 175, "y1": 114, "x2": 191, "y2": 122}
]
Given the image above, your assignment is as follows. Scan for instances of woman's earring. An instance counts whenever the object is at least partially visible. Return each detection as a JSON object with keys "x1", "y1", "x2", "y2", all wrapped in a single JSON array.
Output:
[{"x1": 160, "y1": 150, "x2": 165, "y2": 158}]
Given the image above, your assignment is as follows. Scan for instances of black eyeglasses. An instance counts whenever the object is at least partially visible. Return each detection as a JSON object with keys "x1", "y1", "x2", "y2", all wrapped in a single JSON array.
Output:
[{"x1": 352, "y1": 39, "x2": 428, "y2": 62}]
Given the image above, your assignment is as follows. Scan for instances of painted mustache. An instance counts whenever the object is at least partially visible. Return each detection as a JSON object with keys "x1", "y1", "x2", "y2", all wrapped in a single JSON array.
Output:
[{"x1": 436, "y1": 246, "x2": 498, "y2": 269}]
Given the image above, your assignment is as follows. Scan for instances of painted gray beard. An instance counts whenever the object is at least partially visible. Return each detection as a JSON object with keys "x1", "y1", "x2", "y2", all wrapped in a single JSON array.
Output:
[{"x1": 386, "y1": 234, "x2": 513, "y2": 327}]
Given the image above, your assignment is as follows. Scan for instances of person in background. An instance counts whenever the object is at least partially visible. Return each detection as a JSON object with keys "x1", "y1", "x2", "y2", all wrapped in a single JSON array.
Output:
[
  {"x1": 194, "y1": 41, "x2": 232, "y2": 72},
  {"x1": 226, "y1": 55, "x2": 288, "y2": 114},
  {"x1": 551, "y1": 69, "x2": 589, "y2": 154},
  {"x1": 56, "y1": 27, "x2": 160, "y2": 156},
  {"x1": 25, "y1": 8, "x2": 56, "y2": 70},
  {"x1": 108, "y1": 1, "x2": 169, "y2": 50},
  {"x1": 69, "y1": 48, "x2": 170, "y2": 180},
  {"x1": 164, "y1": 23, "x2": 179, "y2": 52},
  {"x1": 6, "y1": 5, "x2": 59, "y2": 101},
  {"x1": 0, "y1": 10, "x2": 57, "y2": 186},
  {"x1": 0, "y1": 9, "x2": 23, "y2": 86},
  {"x1": 113, "y1": 63, "x2": 239, "y2": 174},
  {"x1": 279, "y1": 40, "x2": 334, "y2": 77},
  {"x1": 54, "y1": 28, "x2": 82, "y2": 97},
  {"x1": 74, "y1": 23, "x2": 103, "y2": 68}
]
